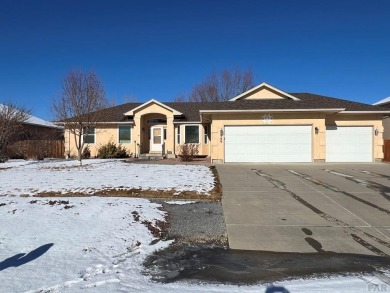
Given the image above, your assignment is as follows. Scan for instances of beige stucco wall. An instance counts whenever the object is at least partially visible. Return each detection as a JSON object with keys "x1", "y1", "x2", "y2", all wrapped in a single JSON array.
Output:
[
  {"x1": 209, "y1": 112, "x2": 384, "y2": 163},
  {"x1": 241, "y1": 88, "x2": 286, "y2": 100},
  {"x1": 382, "y1": 117, "x2": 390, "y2": 140},
  {"x1": 64, "y1": 124, "x2": 135, "y2": 158}
]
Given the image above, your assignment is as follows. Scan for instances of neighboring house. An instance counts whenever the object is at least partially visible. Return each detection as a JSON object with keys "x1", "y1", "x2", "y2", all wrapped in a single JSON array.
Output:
[
  {"x1": 64, "y1": 82, "x2": 389, "y2": 163},
  {"x1": 5, "y1": 109, "x2": 64, "y2": 159},
  {"x1": 22, "y1": 114, "x2": 63, "y2": 139}
]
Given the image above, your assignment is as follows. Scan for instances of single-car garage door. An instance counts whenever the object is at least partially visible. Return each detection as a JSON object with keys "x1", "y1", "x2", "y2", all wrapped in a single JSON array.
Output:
[
  {"x1": 326, "y1": 126, "x2": 373, "y2": 162},
  {"x1": 224, "y1": 125, "x2": 312, "y2": 163}
]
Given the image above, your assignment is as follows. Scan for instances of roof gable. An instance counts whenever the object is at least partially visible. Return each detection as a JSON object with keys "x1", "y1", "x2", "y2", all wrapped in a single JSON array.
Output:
[
  {"x1": 124, "y1": 99, "x2": 182, "y2": 116},
  {"x1": 229, "y1": 82, "x2": 300, "y2": 101},
  {"x1": 373, "y1": 96, "x2": 390, "y2": 106}
]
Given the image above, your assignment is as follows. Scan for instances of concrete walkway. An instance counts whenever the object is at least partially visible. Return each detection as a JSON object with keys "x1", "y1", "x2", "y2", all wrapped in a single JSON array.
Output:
[{"x1": 217, "y1": 164, "x2": 390, "y2": 255}]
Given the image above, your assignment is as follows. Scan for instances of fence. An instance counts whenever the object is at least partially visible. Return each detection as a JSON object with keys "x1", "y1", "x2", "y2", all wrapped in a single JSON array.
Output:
[
  {"x1": 11, "y1": 140, "x2": 65, "y2": 159},
  {"x1": 384, "y1": 140, "x2": 390, "y2": 162}
]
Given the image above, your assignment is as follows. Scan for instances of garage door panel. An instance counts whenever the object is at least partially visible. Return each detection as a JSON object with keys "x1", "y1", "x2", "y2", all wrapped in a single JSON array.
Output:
[
  {"x1": 225, "y1": 126, "x2": 312, "y2": 163},
  {"x1": 326, "y1": 126, "x2": 372, "y2": 162}
]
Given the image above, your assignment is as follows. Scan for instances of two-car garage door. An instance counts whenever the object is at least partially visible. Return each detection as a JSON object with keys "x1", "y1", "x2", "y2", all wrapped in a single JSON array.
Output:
[
  {"x1": 224, "y1": 125, "x2": 373, "y2": 163},
  {"x1": 225, "y1": 126, "x2": 312, "y2": 163}
]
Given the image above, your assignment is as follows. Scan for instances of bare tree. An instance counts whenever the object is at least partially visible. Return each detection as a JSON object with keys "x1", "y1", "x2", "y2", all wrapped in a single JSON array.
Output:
[
  {"x1": 52, "y1": 70, "x2": 108, "y2": 164},
  {"x1": 173, "y1": 93, "x2": 187, "y2": 103},
  {"x1": 0, "y1": 102, "x2": 30, "y2": 162},
  {"x1": 183, "y1": 67, "x2": 255, "y2": 102}
]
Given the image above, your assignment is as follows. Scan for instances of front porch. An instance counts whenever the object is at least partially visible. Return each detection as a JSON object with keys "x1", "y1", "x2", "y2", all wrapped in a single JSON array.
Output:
[{"x1": 123, "y1": 99, "x2": 210, "y2": 159}]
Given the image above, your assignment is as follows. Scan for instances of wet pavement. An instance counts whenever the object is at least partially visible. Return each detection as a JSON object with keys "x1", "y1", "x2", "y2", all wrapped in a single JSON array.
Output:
[{"x1": 144, "y1": 243, "x2": 390, "y2": 284}]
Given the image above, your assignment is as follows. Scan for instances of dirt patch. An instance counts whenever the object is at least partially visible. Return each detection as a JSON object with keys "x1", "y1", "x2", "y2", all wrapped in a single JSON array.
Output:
[
  {"x1": 32, "y1": 186, "x2": 220, "y2": 201},
  {"x1": 47, "y1": 200, "x2": 70, "y2": 206},
  {"x1": 209, "y1": 166, "x2": 222, "y2": 201},
  {"x1": 132, "y1": 211, "x2": 140, "y2": 221},
  {"x1": 126, "y1": 157, "x2": 212, "y2": 165},
  {"x1": 142, "y1": 219, "x2": 169, "y2": 239}
]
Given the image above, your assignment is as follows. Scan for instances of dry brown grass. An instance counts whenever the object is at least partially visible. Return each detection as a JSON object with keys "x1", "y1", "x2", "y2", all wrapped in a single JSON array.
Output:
[{"x1": 32, "y1": 187, "x2": 221, "y2": 200}]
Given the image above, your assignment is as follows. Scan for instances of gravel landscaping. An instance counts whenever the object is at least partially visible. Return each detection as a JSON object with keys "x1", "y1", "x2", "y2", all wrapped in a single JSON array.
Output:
[{"x1": 158, "y1": 200, "x2": 228, "y2": 245}]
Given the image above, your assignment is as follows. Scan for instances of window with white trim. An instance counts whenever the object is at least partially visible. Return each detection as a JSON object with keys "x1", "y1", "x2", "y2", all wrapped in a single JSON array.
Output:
[
  {"x1": 83, "y1": 127, "x2": 95, "y2": 144},
  {"x1": 185, "y1": 125, "x2": 199, "y2": 144},
  {"x1": 177, "y1": 126, "x2": 181, "y2": 144},
  {"x1": 119, "y1": 125, "x2": 131, "y2": 143}
]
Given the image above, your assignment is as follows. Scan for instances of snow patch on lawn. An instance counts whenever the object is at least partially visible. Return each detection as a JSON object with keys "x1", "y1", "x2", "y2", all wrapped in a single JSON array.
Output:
[
  {"x1": 165, "y1": 201, "x2": 198, "y2": 205},
  {"x1": 0, "y1": 159, "x2": 215, "y2": 196}
]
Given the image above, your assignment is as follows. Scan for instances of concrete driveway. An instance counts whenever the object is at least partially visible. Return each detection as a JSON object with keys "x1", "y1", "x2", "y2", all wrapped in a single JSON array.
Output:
[{"x1": 217, "y1": 164, "x2": 390, "y2": 256}]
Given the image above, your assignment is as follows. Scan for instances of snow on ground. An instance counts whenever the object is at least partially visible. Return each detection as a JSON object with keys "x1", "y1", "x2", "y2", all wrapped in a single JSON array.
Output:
[
  {"x1": 0, "y1": 159, "x2": 34, "y2": 169},
  {"x1": 165, "y1": 200, "x2": 198, "y2": 205},
  {"x1": 0, "y1": 197, "x2": 388, "y2": 293},
  {"x1": 0, "y1": 159, "x2": 215, "y2": 196}
]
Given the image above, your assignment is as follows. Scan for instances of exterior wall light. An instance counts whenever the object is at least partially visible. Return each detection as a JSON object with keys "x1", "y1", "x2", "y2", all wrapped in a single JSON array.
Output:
[
  {"x1": 315, "y1": 127, "x2": 319, "y2": 135},
  {"x1": 375, "y1": 128, "x2": 379, "y2": 136},
  {"x1": 220, "y1": 128, "x2": 224, "y2": 137}
]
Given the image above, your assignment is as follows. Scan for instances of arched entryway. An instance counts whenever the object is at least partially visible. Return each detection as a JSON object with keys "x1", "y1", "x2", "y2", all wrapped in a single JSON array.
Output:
[{"x1": 140, "y1": 113, "x2": 167, "y2": 154}]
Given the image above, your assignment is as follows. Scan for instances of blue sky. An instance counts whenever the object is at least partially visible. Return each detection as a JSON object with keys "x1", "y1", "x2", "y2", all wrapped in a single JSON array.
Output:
[{"x1": 1, "y1": 0, "x2": 389, "y2": 120}]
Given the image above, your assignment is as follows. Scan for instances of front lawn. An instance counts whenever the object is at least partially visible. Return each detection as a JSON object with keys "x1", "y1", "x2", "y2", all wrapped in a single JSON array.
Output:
[{"x1": 0, "y1": 159, "x2": 218, "y2": 199}]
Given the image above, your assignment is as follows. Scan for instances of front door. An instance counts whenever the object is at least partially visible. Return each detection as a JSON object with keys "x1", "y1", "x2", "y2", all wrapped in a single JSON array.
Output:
[{"x1": 150, "y1": 126, "x2": 163, "y2": 152}]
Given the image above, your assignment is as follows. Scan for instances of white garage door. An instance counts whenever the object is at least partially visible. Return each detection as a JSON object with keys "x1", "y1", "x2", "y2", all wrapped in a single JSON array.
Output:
[
  {"x1": 224, "y1": 126, "x2": 312, "y2": 163},
  {"x1": 326, "y1": 126, "x2": 373, "y2": 162}
]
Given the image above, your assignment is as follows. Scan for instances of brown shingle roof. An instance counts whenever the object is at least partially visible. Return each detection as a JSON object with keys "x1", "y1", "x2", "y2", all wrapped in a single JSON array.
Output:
[{"x1": 90, "y1": 93, "x2": 389, "y2": 123}]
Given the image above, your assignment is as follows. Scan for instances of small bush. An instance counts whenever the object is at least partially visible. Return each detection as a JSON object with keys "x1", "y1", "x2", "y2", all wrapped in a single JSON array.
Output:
[
  {"x1": 82, "y1": 145, "x2": 91, "y2": 159},
  {"x1": 97, "y1": 142, "x2": 129, "y2": 159},
  {"x1": 177, "y1": 144, "x2": 199, "y2": 161}
]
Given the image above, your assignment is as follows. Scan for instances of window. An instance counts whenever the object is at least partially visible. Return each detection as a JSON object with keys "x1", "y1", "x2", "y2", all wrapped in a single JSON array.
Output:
[
  {"x1": 119, "y1": 126, "x2": 131, "y2": 143},
  {"x1": 185, "y1": 125, "x2": 199, "y2": 144},
  {"x1": 177, "y1": 126, "x2": 180, "y2": 144},
  {"x1": 83, "y1": 127, "x2": 95, "y2": 144},
  {"x1": 204, "y1": 125, "x2": 209, "y2": 144},
  {"x1": 147, "y1": 118, "x2": 167, "y2": 124}
]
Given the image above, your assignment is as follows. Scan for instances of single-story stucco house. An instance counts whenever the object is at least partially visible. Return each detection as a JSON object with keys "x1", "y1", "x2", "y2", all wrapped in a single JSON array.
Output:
[{"x1": 65, "y1": 82, "x2": 389, "y2": 163}]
